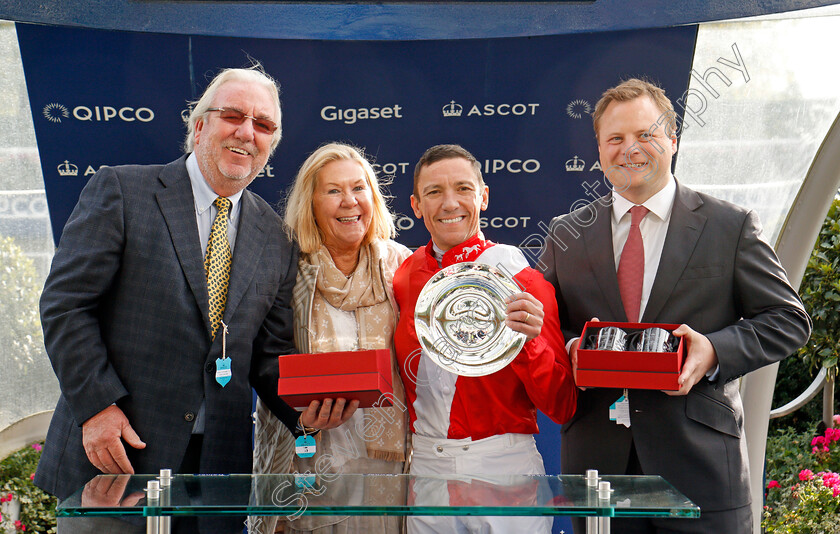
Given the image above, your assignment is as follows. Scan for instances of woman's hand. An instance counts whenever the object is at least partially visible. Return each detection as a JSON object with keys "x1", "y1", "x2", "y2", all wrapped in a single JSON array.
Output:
[{"x1": 299, "y1": 398, "x2": 361, "y2": 430}]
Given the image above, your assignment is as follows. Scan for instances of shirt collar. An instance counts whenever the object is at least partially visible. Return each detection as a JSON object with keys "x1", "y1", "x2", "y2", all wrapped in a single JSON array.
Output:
[
  {"x1": 611, "y1": 174, "x2": 676, "y2": 224},
  {"x1": 186, "y1": 152, "x2": 244, "y2": 215}
]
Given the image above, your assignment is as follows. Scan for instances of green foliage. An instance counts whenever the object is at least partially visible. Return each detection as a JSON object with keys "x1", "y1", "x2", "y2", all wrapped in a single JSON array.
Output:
[
  {"x1": 0, "y1": 235, "x2": 43, "y2": 373},
  {"x1": 798, "y1": 196, "x2": 840, "y2": 378},
  {"x1": 764, "y1": 418, "x2": 840, "y2": 533},
  {"x1": 0, "y1": 442, "x2": 56, "y2": 533},
  {"x1": 764, "y1": 476, "x2": 840, "y2": 534},
  {"x1": 772, "y1": 194, "x2": 840, "y2": 433},
  {"x1": 766, "y1": 423, "x2": 821, "y2": 488}
]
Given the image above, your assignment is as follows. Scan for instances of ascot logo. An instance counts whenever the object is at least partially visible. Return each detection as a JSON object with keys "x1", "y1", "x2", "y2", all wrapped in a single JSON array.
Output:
[
  {"x1": 57, "y1": 160, "x2": 79, "y2": 177},
  {"x1": 565, "y1": 155, "x2": 603, "y2": 173},
  {"x1": 443, "y1": 100, "x2": 540, "y2": 118},
  {"x1": 43, "y1": 102, "x2": 155, "y2": 123},
  {"x1": 566, "y1": 156, "x2": 585, "y2": 172},
  {"x1": 442, "y1": 101, "x2": 463, "y2": 117},
  {"x1": 43, "y1": 103, "x2": 69, "y2": 123},
  {"x1": 58, "y1": 162, "x2": 111, "y2": 177},
  {"x1": 479, "y1": 215, "x2": 531, "y2": 229},
  {"x1": 566, "y1": 99, "x2": 592, "y2": 119}
]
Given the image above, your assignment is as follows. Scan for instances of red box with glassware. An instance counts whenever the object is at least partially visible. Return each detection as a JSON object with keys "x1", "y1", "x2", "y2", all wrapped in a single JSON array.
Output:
[
  {"x1": 277, "y1": 349, "x2": 394, "y2": 408},
  {"x1": 575, "y1": 321, "x2": 685, "y2": 391}
]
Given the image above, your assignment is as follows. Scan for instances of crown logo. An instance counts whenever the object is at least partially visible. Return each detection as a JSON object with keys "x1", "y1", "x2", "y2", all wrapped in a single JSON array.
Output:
[
  {"x1": 442, "y1": 100, "x2": 463, "y2": 117},
  {"x1": 565, "y1": 156, "x2": 585, "y2": 172},
  {"x1": 57, "y1": 160, "x2": 78, "y2": 176}
]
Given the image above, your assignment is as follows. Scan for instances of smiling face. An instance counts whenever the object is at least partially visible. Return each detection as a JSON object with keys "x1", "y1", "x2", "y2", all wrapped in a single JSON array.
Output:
[
  {"x1": 411, "y1": 157, "x2": 489, "y2": 252},
  {"x1": 597, "y1": 95, "x2": 677, "y2": 204},
  {"x1": 312, "y1": 159, "x2": 374, "y2": 255},
  {"x1": 193, "y1": 80, "x2": 276, "y2": 197}
]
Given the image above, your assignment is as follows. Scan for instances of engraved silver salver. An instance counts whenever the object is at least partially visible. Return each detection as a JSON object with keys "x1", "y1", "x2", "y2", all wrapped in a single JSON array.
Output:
[{"x1": 415, "y1": 262, "x2": 526, "y2": 377}]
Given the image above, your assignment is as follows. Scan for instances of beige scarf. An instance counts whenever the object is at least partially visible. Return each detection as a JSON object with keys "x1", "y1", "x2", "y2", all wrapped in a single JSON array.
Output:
[{"x1": 308, "y1": 243, "x2": 407, "y2": 462}]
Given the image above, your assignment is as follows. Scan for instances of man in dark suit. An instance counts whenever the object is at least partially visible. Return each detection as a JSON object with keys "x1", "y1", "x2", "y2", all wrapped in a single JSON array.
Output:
[
  {"x1": 539, "y1": 78, "x2": 811, "y2": 533},
  {"x1": 35, "y1": 66, "x2": 355, "y2": 521}
]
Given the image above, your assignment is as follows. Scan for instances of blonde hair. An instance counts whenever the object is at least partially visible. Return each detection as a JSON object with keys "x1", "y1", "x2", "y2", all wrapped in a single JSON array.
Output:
[
  {"x1": 284, "y1": 142, "x2": 396, "y2": 254},
  {"x1": 184, "y1": 64, "x2": 282, "y2": 154},
  {"x1": 592, "y1": 78, "x2": 675, "y2": 138}
]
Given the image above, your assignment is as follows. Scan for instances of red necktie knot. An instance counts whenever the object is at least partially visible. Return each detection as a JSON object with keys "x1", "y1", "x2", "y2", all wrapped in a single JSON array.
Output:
[{"x1": 630, "y1": 205, "x2": 649, "y2": 227}]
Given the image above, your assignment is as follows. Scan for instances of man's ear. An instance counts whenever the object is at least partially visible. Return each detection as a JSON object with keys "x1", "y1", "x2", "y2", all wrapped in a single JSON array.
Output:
[
  {"x1": 193, "y1": 117, "x2": 205, "y2": 146},
  {"x1": 410, "y1": 195, "x2": 423, "y2": 219}
]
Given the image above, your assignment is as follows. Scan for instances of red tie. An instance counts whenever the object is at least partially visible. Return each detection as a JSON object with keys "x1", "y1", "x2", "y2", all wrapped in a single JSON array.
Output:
[{"x1": 617, "y1": 205, "x2": 649, "y2": 323}]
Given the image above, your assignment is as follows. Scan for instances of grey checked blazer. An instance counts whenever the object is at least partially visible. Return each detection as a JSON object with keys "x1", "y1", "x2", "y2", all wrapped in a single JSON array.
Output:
[{"x1": 35, "y1": 155, "x2": 301, "y2": 499}]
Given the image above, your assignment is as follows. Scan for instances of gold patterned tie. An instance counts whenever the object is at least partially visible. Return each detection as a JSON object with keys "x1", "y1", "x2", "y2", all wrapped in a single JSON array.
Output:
[{"x1": 205, "y1": 197, "x2": 232, "y2": 339}]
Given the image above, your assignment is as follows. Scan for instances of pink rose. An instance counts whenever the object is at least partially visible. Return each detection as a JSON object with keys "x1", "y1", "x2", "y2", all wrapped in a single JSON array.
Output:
[
  {"x1": 31, "y1": 443, "x2": 42, "y2": 452},
  {"x1": 799, "y1": 469, "x2": 814, "y2": 481},
  {"x1": 29, "y1": 473, "x2": 35, "y2": 481},
  {"x1": 767, "y1": 480, "x2": 781, "y2": 489}
]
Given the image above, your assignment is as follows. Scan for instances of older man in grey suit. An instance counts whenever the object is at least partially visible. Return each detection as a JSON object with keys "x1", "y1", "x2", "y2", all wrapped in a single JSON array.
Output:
[
  {"x1": 35, "y1": 66, "x2": 355, "y2": 526},
  {"x1": 539, "y1": 78, "x2": 811, "y2": 533}
]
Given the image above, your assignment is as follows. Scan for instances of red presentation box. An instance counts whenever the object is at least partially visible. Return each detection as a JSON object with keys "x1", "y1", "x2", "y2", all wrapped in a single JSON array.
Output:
[
  {"x1": 575, "y1": 321, "x2": 685, "y2": 391},
  {"x1": 277, "y1": 349, "x2": 394, "y2": 409}
]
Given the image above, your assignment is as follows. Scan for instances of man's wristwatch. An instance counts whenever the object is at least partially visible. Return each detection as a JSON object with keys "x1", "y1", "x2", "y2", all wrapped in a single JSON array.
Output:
[{"x1": 296, "y1": 417, "x2": 321, "y2": 436}]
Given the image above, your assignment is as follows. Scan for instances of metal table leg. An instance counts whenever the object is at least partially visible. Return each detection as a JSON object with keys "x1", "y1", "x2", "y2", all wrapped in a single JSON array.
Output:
[
  {"x1": 596, "y1": 480, "x2": 613, "y2": 534},
  {"x1": 585, "y1": 470, "x2": 600, "y2": 534},
  {"x1": 146, "y1": 480, "x2": 160, "y2": 534},
  {"x1": 584, "y1": 471, "x2": 613, "y2": 534}
]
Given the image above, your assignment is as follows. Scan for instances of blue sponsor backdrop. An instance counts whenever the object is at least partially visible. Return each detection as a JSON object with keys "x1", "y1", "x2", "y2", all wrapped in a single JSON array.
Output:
[
  {"x1": 17, "y1": 23, "x2": 696, "y2": 251},
  {"x1": 17, "y1": 22, "x2": 696, "y2": 529}
]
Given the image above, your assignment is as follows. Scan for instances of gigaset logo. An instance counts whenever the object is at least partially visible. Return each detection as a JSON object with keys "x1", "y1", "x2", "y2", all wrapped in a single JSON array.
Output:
[
  {"x1": 43, "y1": 103, "x2": 155, "y2": 123},
  {"x1": 320, "y1": 105, "x2": 403, "y2": 125}
]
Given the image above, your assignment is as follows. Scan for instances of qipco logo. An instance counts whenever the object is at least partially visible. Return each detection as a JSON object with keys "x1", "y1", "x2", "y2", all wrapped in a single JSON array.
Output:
[{"x1": 43, "y1": 103, "x2": 155, "y2": 124}]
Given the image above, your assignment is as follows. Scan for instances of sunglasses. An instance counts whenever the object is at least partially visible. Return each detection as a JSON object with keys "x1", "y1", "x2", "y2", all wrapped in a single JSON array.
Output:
[{"x1": 206, "y1": 107, "x2": 278, "y2": 134}]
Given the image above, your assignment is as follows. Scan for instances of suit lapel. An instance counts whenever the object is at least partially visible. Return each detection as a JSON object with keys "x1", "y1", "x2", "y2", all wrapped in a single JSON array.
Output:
[
  {"x1": 223, "y1": 190, "x2": 269, "y2": 326},
  {"x1": 156, "y1": 156, "x2": 211, "y2": 332},
  {"x1": 642, "y1": 181, "x2": 706, "y2": 322},
  {"x1": 584, "y1": 200, "x2": 628, "y2": 321}
]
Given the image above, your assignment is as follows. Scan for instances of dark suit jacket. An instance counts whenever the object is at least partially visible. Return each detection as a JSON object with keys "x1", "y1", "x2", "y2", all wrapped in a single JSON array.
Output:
[
  {"x1": 539, "y1": 181, "x2": 810, "y2": 512},
  {"x1": 35, "y1": 155, "x2": 302, "y2": 499}
]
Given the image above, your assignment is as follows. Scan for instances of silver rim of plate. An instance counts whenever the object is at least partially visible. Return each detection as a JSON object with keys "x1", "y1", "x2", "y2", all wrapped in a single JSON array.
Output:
[{"x1": 414, "y1": 262, "x2": 526, "y2": 377}]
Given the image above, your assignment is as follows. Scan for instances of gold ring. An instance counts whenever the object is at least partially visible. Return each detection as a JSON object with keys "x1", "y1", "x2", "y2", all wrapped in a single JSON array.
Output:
[{"x1": 524, "y1": 312, "x2": 530, "y2": 323}]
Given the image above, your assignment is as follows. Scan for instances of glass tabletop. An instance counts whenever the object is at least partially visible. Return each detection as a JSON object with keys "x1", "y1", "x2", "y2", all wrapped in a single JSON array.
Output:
[{"x1": 57, "y1": 474, "x2": 699, "y2": 519}]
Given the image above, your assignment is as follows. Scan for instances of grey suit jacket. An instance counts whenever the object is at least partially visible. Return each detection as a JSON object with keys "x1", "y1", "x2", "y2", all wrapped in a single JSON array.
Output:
[
  {"x1": 539, "y1": 180, "x2": 810, "y2": 512},
  {"x1": 35, "y1": 155, "x2": 301, "y2": 499}
]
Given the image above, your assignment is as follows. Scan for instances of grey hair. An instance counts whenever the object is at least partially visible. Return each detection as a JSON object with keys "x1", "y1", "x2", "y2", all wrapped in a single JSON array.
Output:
[{"x1": 183, "y1": 64, "x2": 282, "y2": 154}]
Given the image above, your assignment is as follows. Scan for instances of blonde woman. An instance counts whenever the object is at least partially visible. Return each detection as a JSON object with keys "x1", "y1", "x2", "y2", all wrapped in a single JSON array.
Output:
[{"x1": 253, "y1": 143, "x2": 410, "y2": 534}]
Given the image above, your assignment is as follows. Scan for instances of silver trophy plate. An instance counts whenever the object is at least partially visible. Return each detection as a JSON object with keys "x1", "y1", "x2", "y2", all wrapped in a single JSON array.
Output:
[{"x1": 415, "y1": 262, "x2": 526, "y2": 377}]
